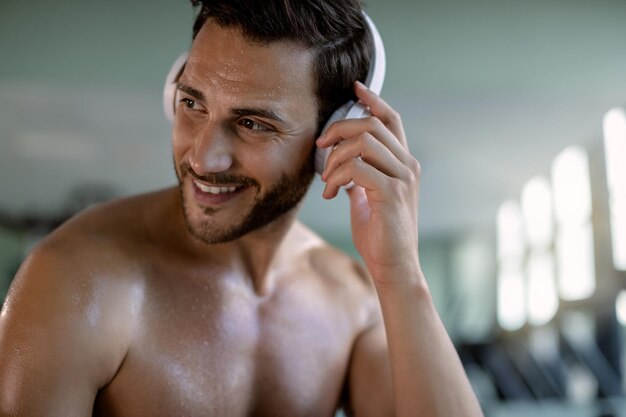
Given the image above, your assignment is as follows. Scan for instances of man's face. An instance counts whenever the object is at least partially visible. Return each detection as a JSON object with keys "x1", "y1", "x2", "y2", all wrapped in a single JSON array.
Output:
[{"x1": 172, "y1": 20, "x2": 319, "y2": 244}]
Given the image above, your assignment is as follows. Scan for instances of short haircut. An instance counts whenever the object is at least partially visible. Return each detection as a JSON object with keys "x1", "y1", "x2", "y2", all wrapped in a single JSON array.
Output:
[{"x1": 190, "y1": 0, "x2": 372, "y2": 135}]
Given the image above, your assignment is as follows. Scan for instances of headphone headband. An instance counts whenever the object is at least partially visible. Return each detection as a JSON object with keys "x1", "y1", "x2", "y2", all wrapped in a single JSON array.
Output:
[{"x1": 362, "y1": 12, "x2": 386, "y2": 97}]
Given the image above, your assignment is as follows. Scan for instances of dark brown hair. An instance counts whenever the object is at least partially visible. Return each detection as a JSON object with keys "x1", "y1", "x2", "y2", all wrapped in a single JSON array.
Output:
[{"x1": 190, "y1": 0, "x2": 372, "y2": 134}]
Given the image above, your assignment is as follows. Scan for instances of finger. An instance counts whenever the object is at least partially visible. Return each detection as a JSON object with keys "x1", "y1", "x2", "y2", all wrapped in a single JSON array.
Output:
[
  {"x1": 316, "y1": 116, "x2": 408, "y2": 164},
  {"x1": 322, "y1": 157, "x2": 390, "y2": 200},
  {"x1": 322, "y1": 131, "x2": 407, "y2": 182},
  {"x1": 354, "y1": 81, "x2": 407, "y2": 149}
]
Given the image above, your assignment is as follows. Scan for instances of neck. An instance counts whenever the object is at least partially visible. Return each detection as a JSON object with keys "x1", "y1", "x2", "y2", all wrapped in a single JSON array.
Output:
[
  {"x1": 166, "y1": 187, "x2": 302, "y2": 296},
  {"x1": 226, "y1": 209, "x2": 299, "y2": 296}
]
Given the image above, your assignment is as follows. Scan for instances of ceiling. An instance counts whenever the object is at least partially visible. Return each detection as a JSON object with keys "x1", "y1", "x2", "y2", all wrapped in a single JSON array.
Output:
[{"x1": 1, "y1": 0, "x2": 625, "y2": 241}]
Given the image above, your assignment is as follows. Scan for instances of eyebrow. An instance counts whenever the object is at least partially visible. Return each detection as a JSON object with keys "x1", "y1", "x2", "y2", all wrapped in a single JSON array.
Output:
[
  {"x1": 177, "y1": 82, "x2": 205, "y2": 101},
  {"x1": 176, "y1": 82, "x2": 285, "y2": 124},
  {"x1": 232, "y1": 108, "x2": 285, "y2": 124}
]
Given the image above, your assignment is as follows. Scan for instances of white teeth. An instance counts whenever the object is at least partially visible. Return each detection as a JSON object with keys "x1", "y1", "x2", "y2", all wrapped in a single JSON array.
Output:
[{"x1": 194, "y1": 180, "x2": 239, "y2": 194}]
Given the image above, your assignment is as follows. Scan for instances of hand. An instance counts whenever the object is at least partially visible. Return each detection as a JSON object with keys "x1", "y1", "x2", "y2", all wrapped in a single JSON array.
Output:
[{"x1": 316, "y1": 81, "x2": 422, "y2": 286}]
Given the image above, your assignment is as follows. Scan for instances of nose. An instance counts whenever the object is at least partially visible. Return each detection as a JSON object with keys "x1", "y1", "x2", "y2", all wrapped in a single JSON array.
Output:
[{"x1": 190, "y1": 123, "x2": 234, "y2": 174}]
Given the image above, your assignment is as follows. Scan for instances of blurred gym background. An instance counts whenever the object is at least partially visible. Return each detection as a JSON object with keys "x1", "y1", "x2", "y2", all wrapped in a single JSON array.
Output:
[{"x1": 1, "y1": 0, "x2": 626, "y2": 415}]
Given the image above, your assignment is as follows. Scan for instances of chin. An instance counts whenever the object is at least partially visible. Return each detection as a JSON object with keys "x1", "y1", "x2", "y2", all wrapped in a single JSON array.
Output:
[
  {"x1": 175, "y1": 152, "x2": 315, "y2": 245},
  {"x1": 181, "y1": 190, "x2": 249, "y2": 245}
]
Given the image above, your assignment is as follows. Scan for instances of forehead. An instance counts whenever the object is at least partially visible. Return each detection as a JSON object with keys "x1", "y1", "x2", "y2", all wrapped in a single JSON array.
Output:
[{"x1": 183, "y1": 20, "x2": 316, "y2": 104}]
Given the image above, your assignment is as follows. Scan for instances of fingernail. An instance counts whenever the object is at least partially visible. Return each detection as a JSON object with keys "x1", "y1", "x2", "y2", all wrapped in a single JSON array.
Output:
[{"x1": 355, "y1": 80, "x2": 367, "y2": 90}]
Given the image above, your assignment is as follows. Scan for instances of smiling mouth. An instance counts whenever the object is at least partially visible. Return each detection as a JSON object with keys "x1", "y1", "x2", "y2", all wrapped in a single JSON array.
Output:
[{"x1": 193, "y1": 180, "x2": 242, "y2": 195}]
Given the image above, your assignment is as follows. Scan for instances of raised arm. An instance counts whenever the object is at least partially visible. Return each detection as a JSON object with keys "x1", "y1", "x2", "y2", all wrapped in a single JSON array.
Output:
[
  {"x1": 0, "y1": 239, "x2": 137, "y2": 417},
  {"x1": 318, "y1": 81, "x2": 483, "y2": 417}
]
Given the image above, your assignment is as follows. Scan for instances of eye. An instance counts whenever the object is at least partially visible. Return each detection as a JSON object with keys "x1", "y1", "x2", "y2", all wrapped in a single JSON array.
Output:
[
  {"x1": 238, "y1": 118, "x2": 271, "y2": 132},
  {"x1": 180, "y1": 97, "x2": 201, "y2": 110}
]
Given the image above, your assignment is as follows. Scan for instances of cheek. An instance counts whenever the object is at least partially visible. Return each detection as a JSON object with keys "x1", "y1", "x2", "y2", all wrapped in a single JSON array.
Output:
[
  {"x1": 257, "y1": 140, "x2": 314, "y2": 175},
  {"x1": 172, "y1": 120, "x2": 196, "y2": 159}
]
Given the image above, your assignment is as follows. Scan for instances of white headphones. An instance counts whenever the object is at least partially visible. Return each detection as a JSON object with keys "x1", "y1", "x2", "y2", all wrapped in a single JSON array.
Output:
[{"x1": 163, "y1": 11, "x2": 386, "y2": 176}]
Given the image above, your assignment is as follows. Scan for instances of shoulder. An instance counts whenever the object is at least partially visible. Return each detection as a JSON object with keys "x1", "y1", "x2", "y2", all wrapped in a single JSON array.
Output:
[
  {"x1": 51, "y1": 187, "x2": 175, "y2": 245},
  {"x1": 290, "y1": 222, "x2": 381, "y2": 326},
  {"x1": 0, "y1": 190, "x2": 167, "y2": 391},
  {"x1": 6, "y1": 188, "x2": 172, "y2": 333},
  {"x1": 9, "y1": 189, "x2": 165, "y2": 294},
  {"x1": 298, "y1": 224, "x2": 372, "y2": 288}
]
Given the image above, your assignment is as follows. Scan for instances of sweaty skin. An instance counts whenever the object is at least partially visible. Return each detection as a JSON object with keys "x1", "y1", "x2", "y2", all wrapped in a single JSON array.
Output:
[
  {"x1": 0, "y1": 21, "x2": 388, "y2": 417},
  {"x1": 0, "y1": 17, "x2": 483, "y2": 417},
  {"x1": 1, "y1": 189, "x2": 380, "y2": 417}
]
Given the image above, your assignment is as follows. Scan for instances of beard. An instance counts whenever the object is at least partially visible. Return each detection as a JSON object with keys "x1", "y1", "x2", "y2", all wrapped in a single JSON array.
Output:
[{"x1": 175, "y1": 153, "x2": 315, "y2": 245}]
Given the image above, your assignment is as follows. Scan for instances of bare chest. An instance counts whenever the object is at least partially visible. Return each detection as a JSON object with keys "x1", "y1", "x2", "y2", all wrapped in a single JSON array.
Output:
[{"x1": 94, "y1": 274, "x2": 360, "y2": 417}]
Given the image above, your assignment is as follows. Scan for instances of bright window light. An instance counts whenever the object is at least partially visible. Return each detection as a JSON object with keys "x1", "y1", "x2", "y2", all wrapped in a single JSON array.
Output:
[
  {"x1": 527, "y1": 251, "x2": 558, "y2": 326},
  {"x1": 617, "y1": 290, "x2": 626, "y2": 327},
  {"x1": 498, "y1": 267, "x2": 526, "y2": 331},
  {"x1": 551, "y1": 146, "x2": 596, "y2": 300},
  {"x1": 556, "y1": 224, "x2": 596, "y2": 300},
  {"x1": 552, "y1": 146, "x2": 592, "y2": 225},
  {"x1": 497, "y1": 200, "x2": 525, "y2": 261},
  {"x1": 603, "y1": 108, "x2": 626, "y2": 271},
  {"x1": 521, "y1": 177, "x2": 554, "y2": 250},
  {"x1": 497, "y1": 199, "x2": 526, "y2": 332}
]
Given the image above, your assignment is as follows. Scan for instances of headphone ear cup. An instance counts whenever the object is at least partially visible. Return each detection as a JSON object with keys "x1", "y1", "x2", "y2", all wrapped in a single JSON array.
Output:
[
  {"x1": 314, "y1": 11, "x2": 385, "y2": 179},
  {"x1": 314, "y1": 102, "x2": 354, "y2": 175},
  {"x1": 163, "y1": 52, "x2": 190, "y2": 123}
]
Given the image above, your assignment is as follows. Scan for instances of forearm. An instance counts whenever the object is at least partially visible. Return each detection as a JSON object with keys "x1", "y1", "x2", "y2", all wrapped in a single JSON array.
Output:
[{"x1": 374, "y1": 266, "x2": 484, "y2": 417}]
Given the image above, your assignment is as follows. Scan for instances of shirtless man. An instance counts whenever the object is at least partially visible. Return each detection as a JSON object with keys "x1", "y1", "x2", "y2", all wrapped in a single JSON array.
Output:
[{"x1": 0, "y1": 1, "x2": 483, "y2": 416}]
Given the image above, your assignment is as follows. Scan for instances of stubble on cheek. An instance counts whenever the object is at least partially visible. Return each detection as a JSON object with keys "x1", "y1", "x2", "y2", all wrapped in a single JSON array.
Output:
[{"x1": 171, "y1": 150, "x2": 315, "y2": 245}]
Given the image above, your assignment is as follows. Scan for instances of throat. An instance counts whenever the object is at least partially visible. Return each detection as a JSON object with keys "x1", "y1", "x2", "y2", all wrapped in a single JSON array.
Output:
[
  {"x1": 236, "y1": 226, "x2": 300, "y2": 297},
  {"x1": 239, "y1": 249, "x2": 281, "y2": 298}
]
